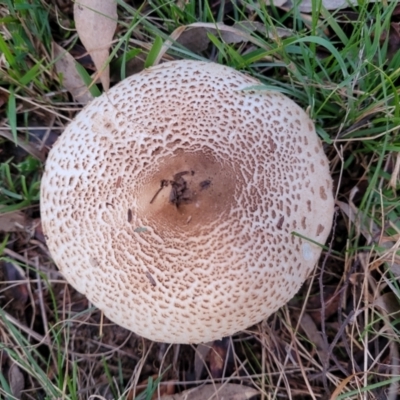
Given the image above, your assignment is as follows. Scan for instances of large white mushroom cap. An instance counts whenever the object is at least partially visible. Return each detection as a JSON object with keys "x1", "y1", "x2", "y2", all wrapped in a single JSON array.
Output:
[{"x1": 41, "y1": 60, "x2": 334, "y2": 344}]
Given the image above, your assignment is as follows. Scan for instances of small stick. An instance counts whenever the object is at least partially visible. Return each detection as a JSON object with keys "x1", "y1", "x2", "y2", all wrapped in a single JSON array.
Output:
[{"x1": 149, "y1": 180, "x2": 169, "y2": 204}]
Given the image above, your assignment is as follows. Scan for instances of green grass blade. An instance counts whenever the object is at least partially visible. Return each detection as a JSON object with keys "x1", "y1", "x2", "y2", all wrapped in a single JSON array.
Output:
[
  {"x1": 6, "y1": 88, "x2": 17, "y2": 144},
  {"x1": 144, "y1": 36, "x2": 164, "y2": 68},
  {"x1": 75, "y1": 62, "x2": 102, "y2": 97},
  {"x1": 19, "y1": 60, "x2": 42, "y2": 86}
]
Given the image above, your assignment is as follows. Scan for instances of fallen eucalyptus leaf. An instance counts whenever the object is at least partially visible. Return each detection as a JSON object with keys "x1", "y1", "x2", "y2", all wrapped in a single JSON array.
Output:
[
  {"x1": 299, "y1": 312, "x2": 329, "y2": 366},
  {"x1": 0, "y1": 129, "x2": 45, "y2": 161},
  {"x1": 232, "y1": 21, "x2": 292, "y2": 39},
  {"x1": 373, "y1": 292, "x2": 400, "y2": 317},
  {"x1": 336, "y1": 198, "x2": 379, "y2": 244},
  {"x1": 74, "y1": 0, "x2": 117, "y2": 91},
  {"x1": 160, "y1": 383, "x2": 258, "y2": 400},
  {"x1": 194, "y1": 342, "x2": 213, "y2": 380},
  {"x1": 265, "y1": 0, "x2": 398, "y2": 12},
  {"x1": 53, "y1": 42, "x2": 93, "y2": 104},
  {"x1": 0, "y1": 210, "x2": 28, "y2": 232},
  {"x1": 8, "y1": 363, "x2": 25, "y2": 398},
  {"x1": 337, "y1": 193, "x2": 400, "y2": 277},
  {"x1": 209, "y1": 338, "x2": 230, "y2": 379},
  {"x1": 160, "y1": 22, "x2": 287, "y2": 61}
]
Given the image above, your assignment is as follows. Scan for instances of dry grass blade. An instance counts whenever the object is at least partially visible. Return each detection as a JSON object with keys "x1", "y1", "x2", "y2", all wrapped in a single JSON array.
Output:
[
  {"x1": 52, "y1": 42, "x2": 94, "y2": 104},
  {"x1": 74, "y1": 0, "x2": 117, "y2": 91},
  {"x1": 329, "y1": 374, "x2": 358, "y2": 400},
  {"x1": 154, "y1": 26, "x2": 187, "y2": 65},
  {"x1": 388, "y1": 152, "x2": 400, "y2": 189}
]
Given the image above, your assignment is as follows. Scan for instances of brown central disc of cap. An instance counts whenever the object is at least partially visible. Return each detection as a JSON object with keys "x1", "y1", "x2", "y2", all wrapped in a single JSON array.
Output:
[{"x1": 137, "y1": 149, "x2": 237, "y2": 234}]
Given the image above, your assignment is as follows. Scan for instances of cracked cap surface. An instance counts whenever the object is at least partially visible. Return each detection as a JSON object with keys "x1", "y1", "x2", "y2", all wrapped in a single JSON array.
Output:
[{"x1": 41, "y1": 60, "x2": 334, "y2": 343}]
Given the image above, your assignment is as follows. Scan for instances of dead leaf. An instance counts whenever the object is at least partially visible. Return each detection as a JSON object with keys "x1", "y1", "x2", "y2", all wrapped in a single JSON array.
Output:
[
  {"x1": 209, "y1": 338, "x2": 229, "y2": 379},
  {"x1": 153, "y1": 21, "x2": 291, "y2": 65},
  {"x1": 194, "y1": 342, "x2": 213, "y2": 380},
  {"x1": 184, "y1": 21, "x2": 291, "y2": 46},
  {"x1": 0, "y1": 129, "x2": 45, "y2": 161},
  {"x1": 231, "y1": 21, "x2": 292, "y2": 40},
  {"x1": 294, "y1": 0, "x2": 358, "y2": 11},
  {"x1": 8, "y1": 363, "x2": 25, "y2": 398},
  {"x1": 336, "y1": 195, "x2": 380, "y2": 244},
  {"x1": 266, "y1": 0, "x2": 392, "y2": 12},
  {"x1": 373, "y1": 292, "x2": 400, "y2": 317},
  {"x1": 53, "y1": 42, "x2": 93, "y2": 104},
  {"x1": 0, "y1": 210, "x2": 28, "y2": 232},
  {"x1": 3, "y1": 260, "x2": 29, "y2": 309},
  {"x1": 110, "y1": 56, "x2": 145, "y2": 82},
  {"x1": 74, "y1": 0, "x2": 117, "y2": 91},
  {"x1": 33, "y1": 218, "x2": 46, "y2": 243},
  {"x1": 388, "y1": 22, "x2": 400, "y2": 60},
  {"x1": 299, "y1": 313, "x2": 330, "y2": 367},
  {"x1": 160, "y1": 383, "x2": 259, "y2": 400},
  {"x1": 337, "y1": 194, "x2": 400, "y2": 291},
  {"x1": 69, "y1": 43, "x2": 96, "y2": 71},
  {"x1": 389, "y1": 260, "x2": 400, "y2": 278},
  {"x1": 306, "y1": 286, "x2": 342, "y2": 324},
  {"x1": 177, "y1": 28, "x2": 211, "y2": 53},
  {"x1": 0, "y1": 90, "x2": 9, "y2": 108}
]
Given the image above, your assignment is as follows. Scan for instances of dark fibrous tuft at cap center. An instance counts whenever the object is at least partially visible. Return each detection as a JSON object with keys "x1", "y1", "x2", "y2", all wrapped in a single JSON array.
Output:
[
  {"x1": 169, "y1": 170, "x2": 194, "y2": 207},
  {"x1": 150, "y1": 170, "x2": 196, "y2": 207}
]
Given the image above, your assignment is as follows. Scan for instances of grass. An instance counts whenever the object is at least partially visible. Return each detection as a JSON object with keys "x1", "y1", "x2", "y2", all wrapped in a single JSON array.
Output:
[{"x1": 0, "y1": 0, "x2": 399, "y2": 399}]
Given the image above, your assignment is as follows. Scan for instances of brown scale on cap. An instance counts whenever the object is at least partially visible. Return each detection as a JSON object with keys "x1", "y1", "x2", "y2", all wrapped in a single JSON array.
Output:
[{"x1": 40, "y1": 60, "x2": 335, "y2": 344}]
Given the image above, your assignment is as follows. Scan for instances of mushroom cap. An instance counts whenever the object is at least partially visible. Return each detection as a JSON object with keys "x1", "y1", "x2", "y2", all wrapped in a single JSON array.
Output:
[{"x1": 41, "y1": 60, "x2": 334, "y2": 344}]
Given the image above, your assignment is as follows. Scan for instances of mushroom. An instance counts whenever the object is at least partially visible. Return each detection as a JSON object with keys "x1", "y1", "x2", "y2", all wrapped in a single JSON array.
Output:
[{"x1": 41, "y1": 60, "x2": 334, "y2": 344}]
